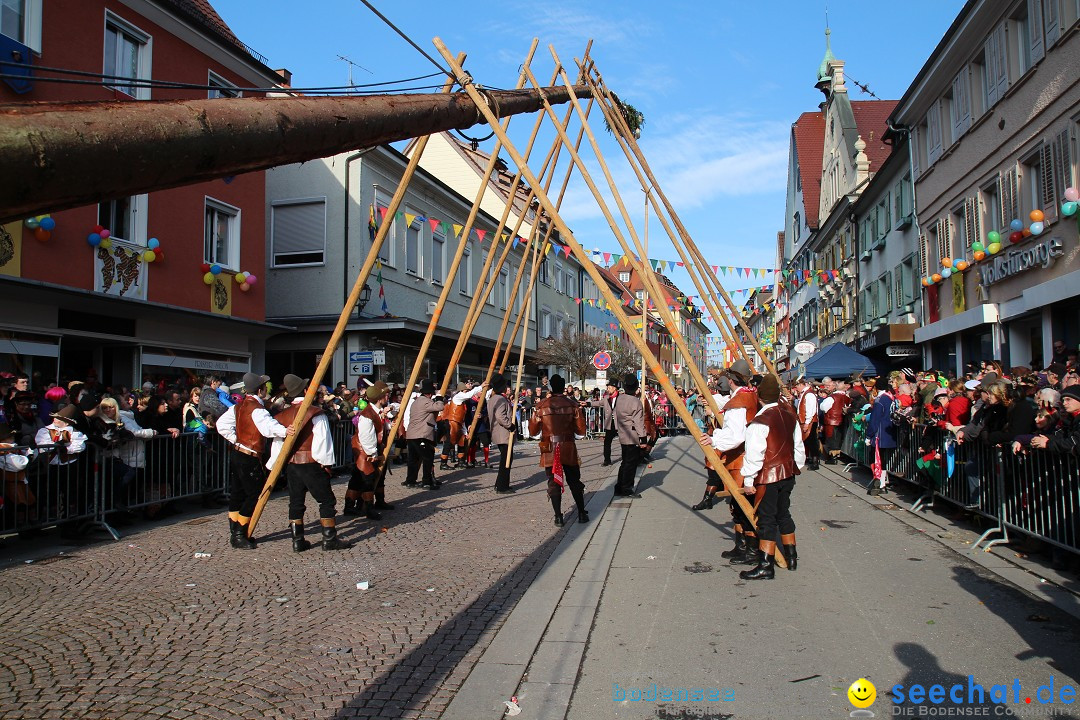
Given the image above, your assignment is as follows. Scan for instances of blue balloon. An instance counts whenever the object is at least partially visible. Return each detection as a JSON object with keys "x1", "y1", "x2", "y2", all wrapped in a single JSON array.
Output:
[
  {"x1": 1010, "y1": 218, "x2": 1023, "y2": 232},
  {"x1": 1030, "y1": 221, "x2": 1044, "y2": 235},
  {"x1": 25, "y1": 218, "x2": 39, "y2": 229},
  {"x1": 210, "y1": 263, "x2": 222, "y2": 275},
  {"x1": 87, "y1": 233, "x2": 101, "y2": 246},
  {"x1": 147, "y1": 237, "x2": 160, "y2": 250},
  {"x1": 39, "y1": 217, "x2": 56, "y2": 231}
]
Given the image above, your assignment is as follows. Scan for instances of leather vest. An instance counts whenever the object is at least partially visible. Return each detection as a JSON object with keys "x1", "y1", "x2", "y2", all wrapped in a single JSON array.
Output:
[
  {"x1": 533, "y1": 395, "x2": 586, "y2": 468},
  {"x1": 721, "y1": 388, "x2": 758, "y2": 472},
  {"x1": 275, "y1": 404, "x2": 323, "y2": 464},
  {"x1": 235, "y1": 396, "x2": 266, "y2": 453},
  {"x1": 753, "y1": 403, "x2": 798, "y2": 485},
  {"x1": 824, "y1": 392, "x2": 849, "y2": 426},
  {"x1": 446, "y1": 401, "x2": 467, "y2": 424},
  {"x1": 352, "y1": 404, "x2": 383, "y2": 473}
]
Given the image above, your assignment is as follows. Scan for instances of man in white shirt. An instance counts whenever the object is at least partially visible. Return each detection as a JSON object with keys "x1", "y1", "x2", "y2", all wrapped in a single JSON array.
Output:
[
  {"x1": 216, "y1": 372, "x2": 294, "y2": 549},
  {"x1": 739, "y1": 374, "x2": 805, "y2": 580},
  {"x1": 794, "y1": 377, "x2": 820, "y2": 470},
  {"x1": 267, "y1": 374, "x2": 349, "y2": 552}
]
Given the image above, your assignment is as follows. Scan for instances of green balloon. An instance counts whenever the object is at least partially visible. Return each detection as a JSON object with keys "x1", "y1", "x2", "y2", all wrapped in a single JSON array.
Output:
[
  {"x1": 971, "y1": 241, "x2": 985, "y2": 252},
  {"x1": 987, "y1": 230, "x2": 1001, "y2": 244}
]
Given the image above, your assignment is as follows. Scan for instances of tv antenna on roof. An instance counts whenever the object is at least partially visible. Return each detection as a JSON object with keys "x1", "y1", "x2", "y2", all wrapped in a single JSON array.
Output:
[{"x1": 336, "y1": 54, "x2": 373, "y2": 93}]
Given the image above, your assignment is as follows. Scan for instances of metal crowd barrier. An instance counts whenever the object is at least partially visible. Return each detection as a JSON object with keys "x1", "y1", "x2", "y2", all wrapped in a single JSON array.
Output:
[
  {"x1": 0, "y1": 419, "x2": 359, "y2": 542},
  {"x1": 837, "y1": 419, "x2": 1079, "y2": 555}
]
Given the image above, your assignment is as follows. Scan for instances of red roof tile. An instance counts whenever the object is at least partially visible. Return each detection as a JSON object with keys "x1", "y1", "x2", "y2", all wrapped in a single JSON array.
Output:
[
  {"x1": 851, "y1": 100, "x2": 898, "y2": 175},
  {"x1": 792, "y1": 111, "x2": 825, "y2": 230},
  {"x1": 161, "y1": 0, "x2": 250, "y2": 57}
]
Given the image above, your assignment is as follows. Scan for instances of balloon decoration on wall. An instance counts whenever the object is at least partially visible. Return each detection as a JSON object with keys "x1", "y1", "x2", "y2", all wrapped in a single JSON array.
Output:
[
  {"x1": 198, "y1": 263, "x2": 256, "y2": 292},
  {"x1": 87, "y1": 225, "x2": 112, "y2": 249},
  {"x1": 26, "y1": 215, "x2": 56, "y2": 242},
  {"x1": 1063, "y1": 187, "x2": 1079, "y2": 219}
]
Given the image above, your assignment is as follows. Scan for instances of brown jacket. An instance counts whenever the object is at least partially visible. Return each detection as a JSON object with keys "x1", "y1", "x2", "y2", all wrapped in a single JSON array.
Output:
[
  {"x1": 487, "y1": 392, "x2": 515, "y2": 445},
  {"x1": 720, "y1": 388, "x2": 758, "y2": 473},
  {"x1": 528, "y1": 394, "x2": 586, "y2": 468},
  {"x1": 613, "y1": 393, "x2": 644, "y2": 445},
  {"x1": 406, "y1": 394, "x2": 444, "y2": 441}
]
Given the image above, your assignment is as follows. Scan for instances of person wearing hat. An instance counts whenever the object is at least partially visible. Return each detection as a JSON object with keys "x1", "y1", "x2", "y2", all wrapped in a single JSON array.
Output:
[
  {"x1": 589, "y1": 382, "x2": 621, "y2": 466},
  {"x1": 1029, "y1": 385, "x2": 1080, "y2": 453},
  {"x1": 216, "y1": 371, "x2": 295, "y2": 549},
  {"x1": 528, "y1": 374, "x2": 588, "y2": 526},
  {"x1": 819, "y1": 377, "x2": 850, "y2": 465},
  {"x1": 695, "y1": 359, "x2": 759, "y2": 562},
  {"x1": 793, "y1": 377, "x2": 819, "y2": 471},
  {"x1": 403, "y1": 378, "x2": 445, "y2": 489},
  {"x1": 344, "y1": 381, "x2": 390, "y2": 522},
  {"x1": 439, "y1": 380, "x2": 485, "y2": 470},
  {"x1": 487, "y1": 374, "x2": 517, "y2": 492},
  {"x1": 265, "y1": 374, "x2": 350, "y2": 552},
  {"x1": 738, "y1": 374, "x2": 804, "y2": 580},
  {"x1": 613, "y1": 373, "x2": 646, "y2": 498},
  {"x1": 35, "y1": 403, "x2": 89, "y2": 524}
]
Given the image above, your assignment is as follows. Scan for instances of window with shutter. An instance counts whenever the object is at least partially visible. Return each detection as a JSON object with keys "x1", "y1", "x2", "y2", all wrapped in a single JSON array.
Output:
[
  {"x1": 993, "y1": 23, "x2": 1009, "y2": 100},
  {"x1": 919, "y1": 232, "x2": 930, "y2": 279},
  {"x1": 937, "y1": 217, "x2": 952, "y2": 261},
  {"x1": 893, "y1": 182, "x2": 904, "y2": 223},
  {"x1": 983, "y1": 34, "x2": 999, "y2": 109},
  {"x1": 271, "y1": 199, "x2": 325, "y2": 267},
  {"x1": 1044, "y1": 0, "x2": 1060, "y2": 47},
  {"x1": 1029, "y1": 0, "x2": 1045, "y2": 64},
  {"x1": 927, "y1": 101, "x2": 943, "y2": 164},
  {"x1": 1052, "y1": 128, "x2": 1074, "y2": 204},
  {"x1": 1040, "y1": 142, "x2": 1058, "y2": 222},
  {"x1": 952, "y1": 69, "x2": 971, "y2": 141},
  {"x1": 963, "y1": 197, "x2": 980, "y2": 252},
  {"x1": 1001, "y1": 166, "x2": 1019, "y2": 226},
  {"x1": 895, "y1": 266, "x2": 904, "y2": 309},
  {"x1": 911, "y1": 126, "x2": 922, "y2": 179}
]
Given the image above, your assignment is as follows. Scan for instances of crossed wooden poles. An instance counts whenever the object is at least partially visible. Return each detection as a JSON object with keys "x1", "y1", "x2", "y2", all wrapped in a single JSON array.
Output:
[{"x1": 247, "y1": 39, "x2": 788, "y2": 568}]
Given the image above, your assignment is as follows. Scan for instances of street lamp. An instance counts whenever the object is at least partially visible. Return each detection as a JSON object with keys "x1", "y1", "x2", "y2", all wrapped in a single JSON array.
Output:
[{"x1": 356, "y1": 283, "x2": 373, "y2": 314}]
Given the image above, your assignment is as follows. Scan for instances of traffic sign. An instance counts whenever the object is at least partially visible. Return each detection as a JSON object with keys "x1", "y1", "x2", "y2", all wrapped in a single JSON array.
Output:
[
  {"x1": 594, "y1": 370, "x2": 607, "y2": 382},
  {"x1": 349, "y1": 351, "x2": 373, "y2": 363},
  {"x1": 351, "y1": 362, "x2": 374, "y2": 376},
  {"x1": 372, "y1": 350, "x2": 386, "y2": 365},
  {"x1": 592, "y1": 351, "x2": 611, "y2": 370}
]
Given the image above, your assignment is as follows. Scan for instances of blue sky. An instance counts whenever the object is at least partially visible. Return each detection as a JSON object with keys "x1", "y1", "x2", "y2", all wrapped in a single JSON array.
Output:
[{"x1": 214, "y1": 0, "x2": 964, "y2": 335}]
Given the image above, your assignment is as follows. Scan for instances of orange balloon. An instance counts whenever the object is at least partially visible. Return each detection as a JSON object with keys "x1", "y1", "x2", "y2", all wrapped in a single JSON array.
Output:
[
  {"x1": 1029, "y1": 209, "x2": 1044, "y2": 223},
  {"x1": 34, "y1": 227, "x2": 50, "y2": 242},
  {"x1": 941, "y1": 257, "x2": 953, "y2": 268},
  {"x1": 931, "y1": 273, "x2": 943, "y2": 283},
  {"x1": 956, "y1": 261, "x2": 969, "y2": 271},
  {"x1": 973, "y1": 251, "x2": 986, "y2": 261},
  {"x1": 1022, "y1": 229, "x2": 1032, "y2": 238}
]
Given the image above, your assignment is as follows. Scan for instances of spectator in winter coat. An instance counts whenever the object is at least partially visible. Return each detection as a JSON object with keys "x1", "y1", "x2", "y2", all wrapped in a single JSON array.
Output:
[
  {"x1": 865, "y1": 371, "x2": 903, "y2": 495},
  {"x1": 1026, "y1": 386, "x2": 1080, "y2": 455}
]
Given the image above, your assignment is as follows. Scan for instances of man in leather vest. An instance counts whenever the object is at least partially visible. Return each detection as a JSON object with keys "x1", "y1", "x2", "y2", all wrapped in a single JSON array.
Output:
[
  {"x1": 739, "y1": 374, "x2": 805, "y2": 580},
  {"x1": 487, "y1": 374, "x2": 517, "y2": 493},
  {"x1": 613, "y1": 374, "x2": 646, "y2": 498},
  {"x1": 344, "y1": 381, "x2": 390, "y2": 521},
  {"x1": 697, "y1": 359, "x2": 759, "y2": 563},
  {"x1": 216, "y1": 372, "x2": 294, "y2": 549},
  {"x1": 794, "y1": 377, "x2": 820, "y2": 470},
  {"x1": 589, "y1": 383, "x2": 620, "y2": 466},
  {"x1": 528, "y1": 374, "x2": 588, "y2": 526},
  {"x1": 404, "y1": 379, "x2": 444, "y2": 489},
  {"x1": 440, "y1": 381, "x2": 483, "y2": 469},
  {"x1": 269, "y1": 374, "x2": 350, "y2": 552},
  {"x1": 821, "y1": 377, "x2": 851, "y2": 464}
]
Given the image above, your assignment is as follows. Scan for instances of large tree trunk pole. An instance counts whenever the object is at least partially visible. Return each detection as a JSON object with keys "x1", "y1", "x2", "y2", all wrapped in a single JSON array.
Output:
[
  {"x1": 432, "y1": 40, "x2": 770, "y2": 555},
  {"x1": 580, "y1": 68, "x2": 752, "y2": 370},
  {"x1": 0, "y1": 84, "x2": 589, "y2": 224},
  {"x1": 504, "y1": 231, "x2": 545, "y2": 462},
  {"x1": 246, "y1": 60, "x2": 466, "y2": 537},
  {"x1": 528, "y1": 54, "x2": 722, "y2": 423},
  {"x1": 591, "y1": 69, "x2": 781, "y2": 382},
  {"x1": 379, "y1": 43, "x2": 539, "y2": 464}
]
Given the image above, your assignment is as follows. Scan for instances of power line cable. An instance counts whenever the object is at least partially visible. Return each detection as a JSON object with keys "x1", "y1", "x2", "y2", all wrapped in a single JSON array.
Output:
[{"x1": 356, "y1": 0, "x2": 455, "y2": 82}]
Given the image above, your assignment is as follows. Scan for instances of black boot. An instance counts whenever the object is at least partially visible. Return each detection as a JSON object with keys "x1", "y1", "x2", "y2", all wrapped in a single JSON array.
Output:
[
  {"x1": 739, "y1": 550, "x2": 775, "y2": 580},
  {"x1": 577, "y1": 507, "x2": 589, "y2": 523},
  {"x1": 230, "y1": 520, "x2": 256, "y2": 549},
  {"x1": 343, "y1": 498, "x2": 363, "y2": 516},
  {"x1": 291, "y1": 523, "x2": 311, "y2": 553},
  {"x1": 373, "y1": 498, "x2": 395, "y2": 510},
  {"x1": 720, "y1": 531, "x2": 746, "y2": 559},
  {"x1": 691, "y1": 491, "x2": 714, "y2": 511},
  {"x1": 782, "y1": 544, "x2": 798, "y2": 571},
  {"x1": 364, "y1": 500, "x2": 382, "y2": 521},
  {"x1": 554, "y1": 512, "x2": 565, "y2": 527},
  {"x1": 321, "y1": 525, "x2": 352, "y2": 551},
  {"x1": 551, "y1": 495, "x2": 564, "y2": 527},
  {"x1": 728, "y1": 537, "x2": 757, "y2": 564}
]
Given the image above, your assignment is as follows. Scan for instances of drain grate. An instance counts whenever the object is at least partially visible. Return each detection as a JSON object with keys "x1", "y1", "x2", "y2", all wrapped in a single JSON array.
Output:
[{"x1": 610, "y1": 501, "x2": 632, "y2": 508}]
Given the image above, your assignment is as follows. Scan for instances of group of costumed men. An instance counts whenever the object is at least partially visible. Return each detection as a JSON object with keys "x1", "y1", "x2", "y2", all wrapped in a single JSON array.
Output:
[
  {"x1": 214, "y1": 360, "x2": 805, "y2": 577},
  {"x1": 692, "y1": 359, "x2": 806, "y2": 581}
]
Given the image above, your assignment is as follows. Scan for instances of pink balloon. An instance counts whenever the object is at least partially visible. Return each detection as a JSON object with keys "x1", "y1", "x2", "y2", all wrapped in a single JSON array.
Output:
[
  {"x1": 245, "y1": 274, "x2": 257, "y2": 286},
  {"x1": 99, "y1": 229, "x2": 111, "y2": 239},
  {"x1": 1066, "y1": 187, "x2": 1080, "y2": 203},
  {"x1": 240, "y1": 282, "x2": 251, "y2": 292}
]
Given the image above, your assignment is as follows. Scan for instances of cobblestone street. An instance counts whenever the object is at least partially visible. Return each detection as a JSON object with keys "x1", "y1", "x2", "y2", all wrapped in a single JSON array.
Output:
[{"x1": 0, "y1": 439, "x2": 613, "y2": 720}]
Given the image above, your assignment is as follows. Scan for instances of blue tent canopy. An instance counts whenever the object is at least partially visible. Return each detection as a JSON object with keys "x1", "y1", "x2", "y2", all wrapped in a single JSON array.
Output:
[{"x1": 791, "y1": 343, "x2": 879, "y2": 381}]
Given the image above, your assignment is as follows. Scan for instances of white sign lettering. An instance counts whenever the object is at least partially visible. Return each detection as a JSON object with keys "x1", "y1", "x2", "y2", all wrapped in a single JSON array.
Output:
[{"x1": 980, "y1": 237, "x2": 1064, "y2": 286}]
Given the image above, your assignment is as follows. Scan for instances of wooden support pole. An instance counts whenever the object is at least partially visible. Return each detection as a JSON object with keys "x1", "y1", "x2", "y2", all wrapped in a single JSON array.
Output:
[
  {"x1": 503, "y1": 233, "x2": 545, "y2": 461},
  {"x1": 526, "y1": 52, "x2": 722, "y2": 422},
  {"x1": 432, "y1": 39, "x2": 772, "y2": 556},
  {"x1": 246, "y1": 59, "x2": 465, "y2": 537},
  {"x1": 379, "y1": 43, "x2": 540, "y2": 464},
  {"x1": 580, "y1": 67, "x2": 754, "y2": 371},
  {"x1": 590, "y1": 69, "x2": 782, "y2": 382}
]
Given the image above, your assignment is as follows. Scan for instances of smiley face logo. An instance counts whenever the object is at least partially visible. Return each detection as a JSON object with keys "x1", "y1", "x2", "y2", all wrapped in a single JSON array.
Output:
[{"x1": 848, "y1": 678, "x2": 876, "y2": 709}]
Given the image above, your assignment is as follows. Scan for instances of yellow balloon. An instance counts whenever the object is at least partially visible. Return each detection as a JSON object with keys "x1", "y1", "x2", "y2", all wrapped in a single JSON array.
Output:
[
  {"x1": 143, "y1": 250, "x2": 156, "y2": 262},
  {"x1": 203, "y1": 272, "x2": 214, "y2": 285}
]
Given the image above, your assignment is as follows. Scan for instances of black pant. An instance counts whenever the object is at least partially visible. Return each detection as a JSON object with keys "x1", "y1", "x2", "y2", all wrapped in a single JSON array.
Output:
[
  {"x1": 495, "y1": 443, "x2": 512, "y2": 490},
  {"x1": 287, "y1": 462, "x2": 337, "y2": 520},
  {"x1": 804, "y1": 426, "x2": 820, "y2": 466},
  {"x1": 228, "y1": 450, "x2": 265, "y2": 518},
  {"x1": 406, "y1": 439, "x2": 435, "y2": 485},
  {"x1": 347, "y1": 466, "x2": 376, "y2": 493},
  {"x1": 616, "y1": 443, "x2": 640, "y2": 493},
  {"x1": 755, "y1": 477, "x2": 796, "y2": 542},
  {"x1": 546, "y1": 464, "x2": 585, "y2": 510},
  {"x1": 603, "y1": 428, "x2": 617, "y2": 463}
]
